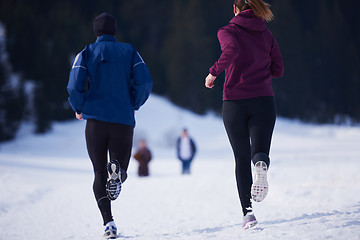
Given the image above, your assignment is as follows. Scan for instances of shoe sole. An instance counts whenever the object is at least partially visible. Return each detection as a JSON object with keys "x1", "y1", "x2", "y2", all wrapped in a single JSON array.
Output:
[
  {"x1": 104, "y1": 227, "x2": 117, "y2": 239},
  {"x1": 106, "y1": 160, "x2": 122, "y2": 201},
  {"x1": 251, "y1": 161, "x2": 268, "y2": 202}
]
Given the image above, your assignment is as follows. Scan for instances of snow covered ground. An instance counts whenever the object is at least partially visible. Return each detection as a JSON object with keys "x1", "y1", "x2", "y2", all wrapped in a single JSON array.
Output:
[{"x1": 0, "y1": 94, "x2": 359, "y2": 240}]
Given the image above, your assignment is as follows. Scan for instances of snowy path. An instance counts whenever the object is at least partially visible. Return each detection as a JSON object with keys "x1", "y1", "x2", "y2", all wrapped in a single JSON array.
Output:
[
  {"x1": 0, "y1": 155, "x2": 359, "y2": 240},
  {"x1": 1, "y1": 95, "x2": 360, "y2": 240}
]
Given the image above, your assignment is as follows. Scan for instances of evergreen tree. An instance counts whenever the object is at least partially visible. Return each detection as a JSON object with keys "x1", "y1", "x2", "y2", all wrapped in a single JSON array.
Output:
[
  {"x1": 163, "y1": 0, "x2": 218, "y2": 114},
  {"x1": 270, "y1": 0, "x2": 360, "y2": 122},
  {"x1": 0, "y1": 0, "x2": 360, "y2": 142},
  {"x1": 268, "y1": 0, "x2": 308, "y2": 120},
  {"x1": 118, "y1": 0, "x2": 172, "y2": 95},
  {"x1": 0, "y1": 50, "x2": 25, "y2": 141}
]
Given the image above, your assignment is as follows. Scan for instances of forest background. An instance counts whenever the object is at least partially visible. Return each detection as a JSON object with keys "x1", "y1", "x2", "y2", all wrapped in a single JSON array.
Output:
[{"x1": 0, "y1": 0, "x2": 359, "y2": 141}]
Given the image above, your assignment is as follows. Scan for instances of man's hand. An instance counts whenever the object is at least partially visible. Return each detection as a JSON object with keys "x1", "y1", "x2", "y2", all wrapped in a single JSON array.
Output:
[{"x1": 75, "y1": 112, "x2": 83, "y2": 120}]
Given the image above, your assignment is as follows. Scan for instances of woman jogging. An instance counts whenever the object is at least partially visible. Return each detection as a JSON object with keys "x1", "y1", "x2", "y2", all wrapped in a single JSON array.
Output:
[
  {"x1": 67, "y1": 13, "x2": 152, "y2": 239},
  {"x1": 205, "y1": 0, "x2": 284, "y2": 229}
]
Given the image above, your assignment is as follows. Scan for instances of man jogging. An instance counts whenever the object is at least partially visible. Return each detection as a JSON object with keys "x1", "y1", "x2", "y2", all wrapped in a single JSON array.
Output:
[{"x1": 67, "y1": 12, "x2": 152, "y2": 239}]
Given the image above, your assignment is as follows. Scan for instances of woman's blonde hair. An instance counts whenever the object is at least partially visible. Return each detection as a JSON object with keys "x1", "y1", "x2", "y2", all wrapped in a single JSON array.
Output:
[{"x1": 234, "y1": 0, "x2": 274, "y2": 22}]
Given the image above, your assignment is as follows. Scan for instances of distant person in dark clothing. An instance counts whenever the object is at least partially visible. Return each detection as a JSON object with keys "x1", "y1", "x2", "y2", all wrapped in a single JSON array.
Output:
[
  {"x1": 176, "y1": 129, "x2": 197, "y2": 174},
  {"x1": 205, "y1": 0, "x2": 284, "y2": 230},
  {"x1": 133, "y1": 140, "x2": 152, "y2": 177}
]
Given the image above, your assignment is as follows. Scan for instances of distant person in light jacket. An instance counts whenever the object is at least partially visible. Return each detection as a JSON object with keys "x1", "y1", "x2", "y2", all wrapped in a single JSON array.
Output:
[
  {"x1": 67, "y1": 12, "x2": 152, "y2": 239},
  {"x1": 205, "y1": 0, "x2": 284, "y2": 230},
  {"x1": 176, "y1": 128, "x2": 197, "y2": 174}
]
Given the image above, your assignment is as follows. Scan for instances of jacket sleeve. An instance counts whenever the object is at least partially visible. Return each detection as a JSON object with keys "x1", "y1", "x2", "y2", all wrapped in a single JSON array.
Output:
[
  {"x1": 270, "y1": 37, "x2": 284, "y2": 78},
  {"x1": 130, "y1": 49, "x2": 153, "y2": 110},
  {"x1": 191, "y1": 138, "x2": 197, "y2": 157},
  {"x1": 148, "y1": 149, "x2": 152, "y2": 162},
  {"x1": 176, "y1": 138, "x2": 181, "y2": 160},
  {"x1": 67, "y1": 49, "x2": 89, "y2": 113},
  {"x1": 133, "y1": 151, "x2": 141, "y2": 161},
  {"x1": 209, "y1": 28, "x2": 240, "y2": 76}
]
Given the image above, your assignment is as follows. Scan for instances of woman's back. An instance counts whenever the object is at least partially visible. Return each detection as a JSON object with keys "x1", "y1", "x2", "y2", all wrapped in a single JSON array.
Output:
[{"x1": 210, "y1": 9, "x2": 283, "y2": 100}]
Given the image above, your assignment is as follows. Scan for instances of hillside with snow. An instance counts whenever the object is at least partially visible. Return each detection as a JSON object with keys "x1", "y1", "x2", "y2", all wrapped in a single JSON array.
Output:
[{"x1": 0, "y1": 94, "x2": 359, "y2": 240}]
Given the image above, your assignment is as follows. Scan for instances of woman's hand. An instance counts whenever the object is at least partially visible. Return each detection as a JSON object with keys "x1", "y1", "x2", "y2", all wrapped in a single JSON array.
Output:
[
  {"x1": 205, "y1": 74, "x2": 216, "y2": 88},
  {"x1": 75, "y1": 112, "x2": 83, "y2": 120}
]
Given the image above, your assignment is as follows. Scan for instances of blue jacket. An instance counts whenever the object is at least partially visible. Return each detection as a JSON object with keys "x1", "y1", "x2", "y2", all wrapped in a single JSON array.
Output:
[{"x1": 67, "y1": 35, "x2": 152, "y2": 126}]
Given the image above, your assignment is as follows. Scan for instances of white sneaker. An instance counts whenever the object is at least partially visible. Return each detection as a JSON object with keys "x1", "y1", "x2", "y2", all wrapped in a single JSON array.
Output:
[
  {"x1": 243, "y1": 212, "x2": 258, "y2": 229},
  {"x1": 104, "y1": 221, "x2": 117, "y2": 239},
  {"x1": 251, "y1": 161, "x2": 269, "y2": 202},
  {"x1": 106, "y1": 159, "x2": 122, "y2": 201}
]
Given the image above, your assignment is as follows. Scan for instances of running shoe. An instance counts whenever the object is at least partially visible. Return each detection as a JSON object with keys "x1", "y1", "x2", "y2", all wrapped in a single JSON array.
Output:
[
  {"x1": 251, "y1": 161, "x2": 269, "y2": 202},
  {"x1": 243, "y1": 211, "x2": 258, "y2": 229},
  {"x1": 104, "y1": 221, "x2": 117, "y2": 239},
  {"x1": 106, "y1": 159, "x2": 122, "y2": 201}
]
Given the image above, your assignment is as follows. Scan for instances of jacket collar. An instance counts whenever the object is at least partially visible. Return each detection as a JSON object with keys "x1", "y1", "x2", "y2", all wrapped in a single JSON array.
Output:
[{"x1": 95, "y1": 34, "x2": 116, "y2": 43}]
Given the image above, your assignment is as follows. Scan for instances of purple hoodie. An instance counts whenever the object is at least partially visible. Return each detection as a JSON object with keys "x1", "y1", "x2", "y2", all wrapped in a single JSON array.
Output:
[{"x1": 209, "y1": 10, "x2": 284, "y2": 100}]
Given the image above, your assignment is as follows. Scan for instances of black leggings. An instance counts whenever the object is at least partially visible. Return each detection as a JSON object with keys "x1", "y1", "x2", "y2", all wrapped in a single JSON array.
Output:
[
  {"x1": 85, "y1": 119, "x2": 133, "y2": 225},
  {"x1": 222, "y1": 96, "x2": 276, "y2": 216}
]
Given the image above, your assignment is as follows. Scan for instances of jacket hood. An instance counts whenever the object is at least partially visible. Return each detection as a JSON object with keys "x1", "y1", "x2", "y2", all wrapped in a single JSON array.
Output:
[{"x1": 230, "y1": 9, "x2": 266, "y2": 32}]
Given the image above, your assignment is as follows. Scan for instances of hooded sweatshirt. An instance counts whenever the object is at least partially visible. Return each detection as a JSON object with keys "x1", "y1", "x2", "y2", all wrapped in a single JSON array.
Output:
[{"x1": 209, "y1": 9, "x2": 284, "y2": 100}]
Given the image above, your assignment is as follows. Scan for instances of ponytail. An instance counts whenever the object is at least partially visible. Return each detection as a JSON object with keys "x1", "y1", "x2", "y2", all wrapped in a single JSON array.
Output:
[{"x1": 234, "y1": 0, "x2": 274, "y2": 22}]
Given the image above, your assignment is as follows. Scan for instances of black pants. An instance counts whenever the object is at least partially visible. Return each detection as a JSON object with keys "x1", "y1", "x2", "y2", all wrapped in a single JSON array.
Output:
[
  {"x1": 85, "y1": 119, "x2": 133, "y2": 225},
  {"x1": 222, "y1": 96, "x2": 276, "y2": 216}
]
